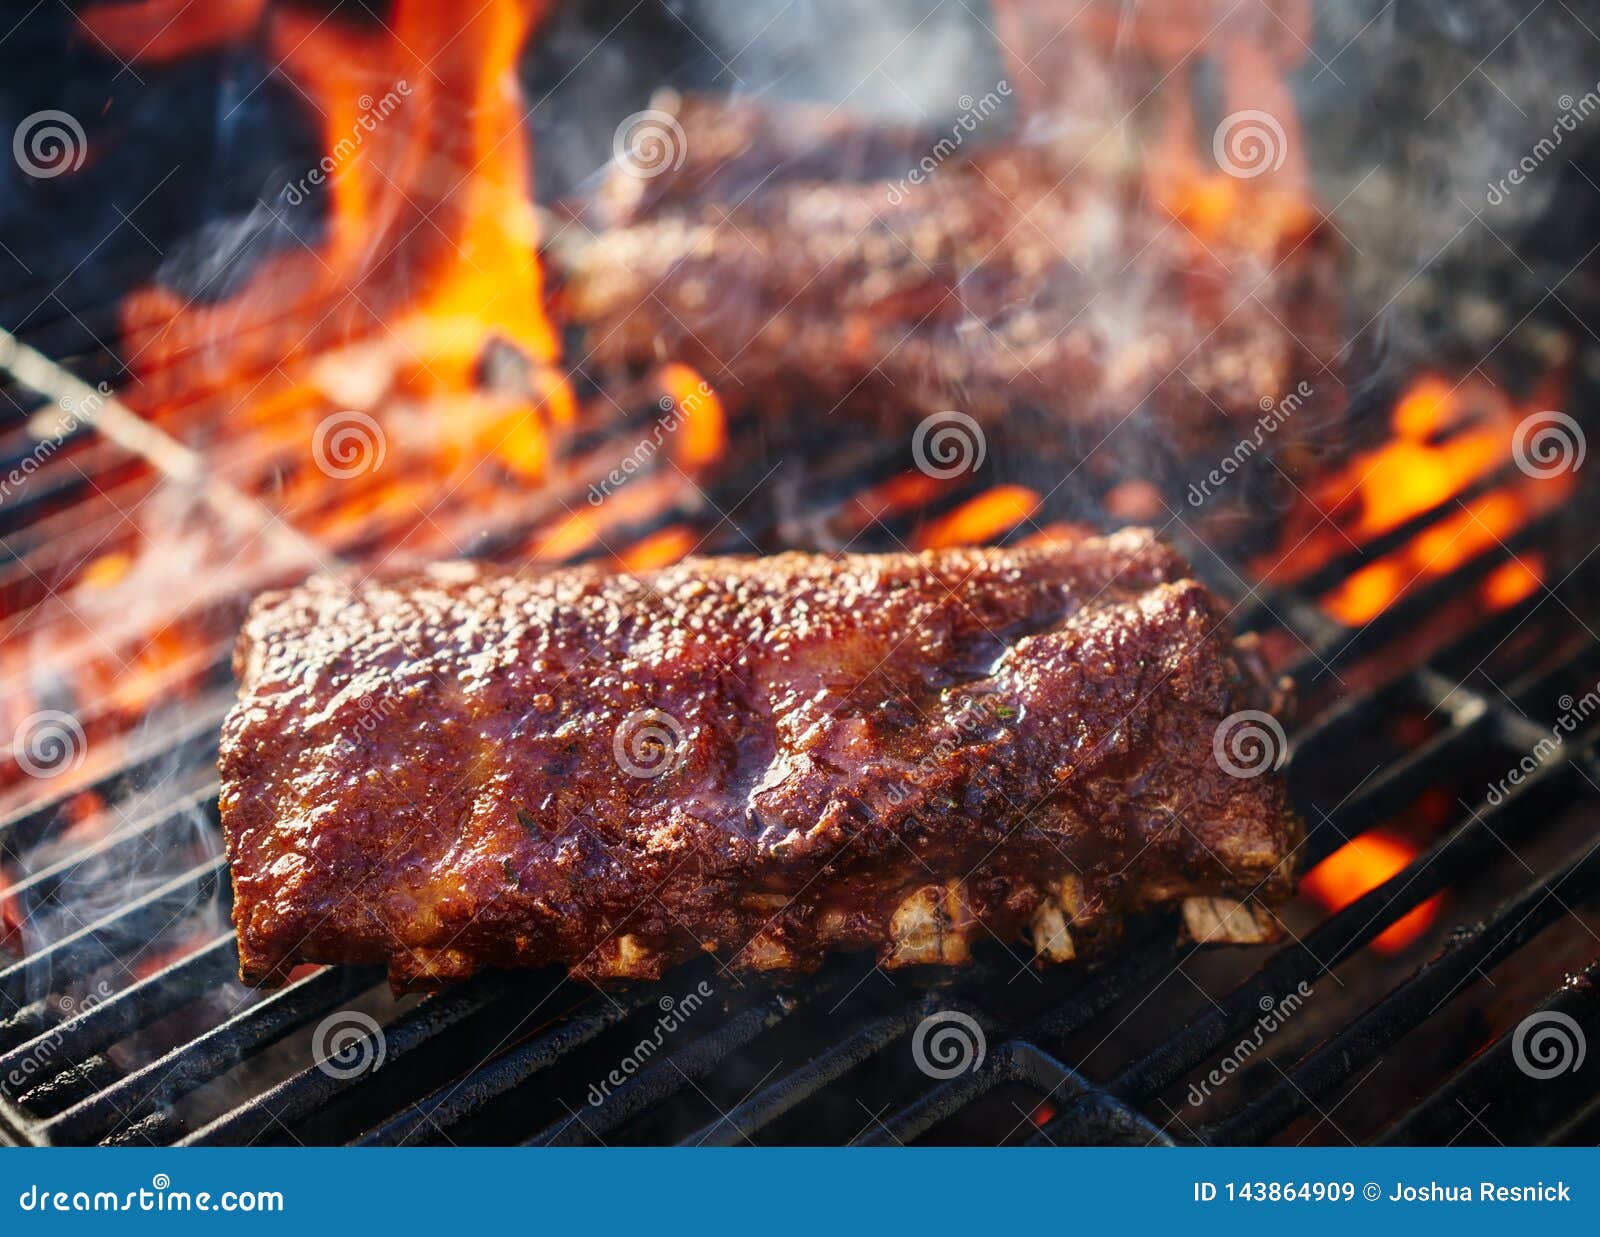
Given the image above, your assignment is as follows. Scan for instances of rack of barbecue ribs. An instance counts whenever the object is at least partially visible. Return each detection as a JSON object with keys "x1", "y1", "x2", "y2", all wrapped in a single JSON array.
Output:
[
  {"x1": 220, "y1": 529, "x2": 1299, "y2": 989},
  {"x1": 557, "y1": 95, "x2": 1343, "y2": 448}
]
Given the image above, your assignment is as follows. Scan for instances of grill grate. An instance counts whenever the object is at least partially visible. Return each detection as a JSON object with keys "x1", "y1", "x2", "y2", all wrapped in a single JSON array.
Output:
[{"x1": 1, "y1": 342, "x2": 1598, "y2": 1147}]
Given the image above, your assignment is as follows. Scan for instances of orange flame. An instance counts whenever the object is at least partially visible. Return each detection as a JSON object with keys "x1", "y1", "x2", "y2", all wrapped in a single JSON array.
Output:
[
  {"x1": 0, "y1": 868, "x2": 21, "y2": 957},
  {"x1": 619, "y1": 526, "x2": 699, "y2": 571},
  {"x1": 915, "y1": 485, "x2": 1041, "y2": 550},
  {"x1": 1300, "y1": 831, "x2": 1441, "y2": 953},
  {"x1": 1265, "y1": 373, "x2": 1571, "y2": 623},
  {"x1": 82, "y1": 0, "x2": 572, "y2": 447},
  {"x1": 656, "y1": 363, "x2": 727, "y2": 471},
  {"x1": 0, "y1": 0, "x2": 601, "y2": 794}
]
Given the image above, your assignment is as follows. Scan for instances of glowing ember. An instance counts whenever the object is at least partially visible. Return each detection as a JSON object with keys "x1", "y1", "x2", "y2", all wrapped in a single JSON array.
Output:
[
  {"x1": 915, "y1": 485, "x2": 1041, "y2": 550},
  {"x1": 1323, "y1": 492, "x2": 1530, "y2": 625},
  {"x1": 1265, "y1": 373, "x2": 1573, "y2": 622},
  {"x1": 1300, "y1": 831, "x2": 1442, "y2": 953},
  {"x1": 655, "y1": 363, "x2": 727, "y2": 471},
  {"x1": 1481, "y1": 557, "x2": 1543, "y2": 610},
  {"x1": 0, "y1": 868, "x2": 22, "y2": 958},
  {"x1": 618, "y1": 525, "x2": 698, "y2": 571},
  {"x1": 830, "y1": 472, "x2": 954, "y2": 542}
]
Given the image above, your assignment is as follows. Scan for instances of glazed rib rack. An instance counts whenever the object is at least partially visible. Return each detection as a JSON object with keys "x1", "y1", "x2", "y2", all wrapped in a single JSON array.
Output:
[{"x1": 1, "y1": 351, "x2": 1597, "y2": 1147}]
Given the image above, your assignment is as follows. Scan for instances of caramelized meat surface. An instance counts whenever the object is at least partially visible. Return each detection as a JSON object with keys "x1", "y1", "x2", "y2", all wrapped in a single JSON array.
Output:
[
  {"x1": 564, "y1": 135, "x2": 1342, "y2": 442},
  {"x1": 221, "y1": 530, "x2": 1299, "y2": 989}
]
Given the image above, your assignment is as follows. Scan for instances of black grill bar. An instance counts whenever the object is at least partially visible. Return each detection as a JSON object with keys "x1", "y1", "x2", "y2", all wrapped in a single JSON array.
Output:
[
  {"x1": 4, "y1": 785, "x2": 219, "y2": 912},
  {"x1": 1030, "y1": 712, "x2": 1600, "y2": 1147},
  {"x1": 686, "y1": 995, "x2": 943, "y2": 1147},
  {"x1": 0, "y1": 706, "x2": 226, "y2": 861},
  {"x1": 532, "y1": 987, "x2": 810, "y2": 1147},
  {"x1": 0, "y1": 935, "x2": 236, "y2": 1082},
  {"x1": 37, "y1": 963, "x2": 381, "y2": 1146},
  {"x1": 856, "y1": 1038, "x2": 1173, "y2": 1147},
  {"x1": 1199, "y1": 833, "x2": 1600, "y2": 1145},
  {"x1": 181, "y1": 972, "x2": 517, "y2": 1147},
  {"x1": 0, "y1": 857, "x2": 225, "y2": 1015},
  {"x1": 838, "y1": 931, "x2": 1178, "y2": 1147},
  {"x1": 1377, "y1": 953, "x2": 1600, "y2": 1146},
  {"x1": 357, "y1": 987, "x2": 659, "y2": 1146}
]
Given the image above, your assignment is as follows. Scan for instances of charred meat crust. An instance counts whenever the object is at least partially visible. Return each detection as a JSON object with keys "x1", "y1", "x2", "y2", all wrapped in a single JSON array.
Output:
[
  {"x1": 219, "y1": 529, "x2": 1299, "y2": 990},
  {"x1": 564, "y1": 133, "x2": 1342, "y2": 440}
]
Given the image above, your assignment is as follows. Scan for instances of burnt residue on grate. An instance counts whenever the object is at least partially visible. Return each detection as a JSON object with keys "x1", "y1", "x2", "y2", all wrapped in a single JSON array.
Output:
[{"x1": 0, "y1": 462, "x2": 1596, "y2": 1145}]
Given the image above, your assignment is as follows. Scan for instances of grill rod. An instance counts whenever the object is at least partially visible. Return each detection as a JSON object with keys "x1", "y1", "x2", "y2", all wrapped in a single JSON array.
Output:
[{"x1": 0, "y1": 326, "x2": 327, "y2": 571}]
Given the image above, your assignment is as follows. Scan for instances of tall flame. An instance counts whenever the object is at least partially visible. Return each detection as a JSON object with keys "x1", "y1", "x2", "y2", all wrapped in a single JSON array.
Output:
[
  {"x1": 0, "y1": 0, "x2": 589, "y2": 799},
  {"x1": 83, "y1": 0, "x2": 572, "y2": 444}
]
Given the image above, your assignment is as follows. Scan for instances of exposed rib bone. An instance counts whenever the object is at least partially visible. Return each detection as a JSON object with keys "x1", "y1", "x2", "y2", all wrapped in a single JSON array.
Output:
[
  {"x1": 1181, "y1": 896, "x2": 1281, "y2": 945},
  {"x1": 886, "y1": 881, "x2": 972, "y2": 965},
  {"x1": 736, "y1": 933, "x2": 795, "y2": 970},
  {"x1": 591, "y1": 932, "x2": 656, "y2": 978},
  {"x1": 1031, "y1": 901, "x2": 1076, "y2": 961},
  {"x1": 1030, "y1": 875, "x2": 1086, "y2": 962}
]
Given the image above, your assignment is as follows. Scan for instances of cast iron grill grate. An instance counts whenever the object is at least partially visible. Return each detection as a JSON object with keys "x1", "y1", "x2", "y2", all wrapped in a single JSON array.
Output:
[{"x1": 0, "y1": 346, "x2": 1597, "y2": 1148}]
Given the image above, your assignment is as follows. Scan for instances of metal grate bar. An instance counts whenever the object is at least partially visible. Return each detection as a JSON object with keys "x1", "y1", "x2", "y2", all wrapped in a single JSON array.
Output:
[
  {"x1": 39, "y1": 964, "x2": 381, "y2": 1145},
  {"x1": 1377, "y1": 952, "x2": 1600, "y2": 1146},
  {"x1": 0, "y1": 935, "x2": 235, "y2": 1078},
  {"x1": 0, "y1": 711, "x2": 226, "y2": 860},
  {"x1": 4, "y1": 786, "x2": 219, "y2": 910},
  {"x1": 0, "y1": 857, "x2": 224, "y2": 1014},
  {"x1": 1011, "y1": 1042, "x2": 1174, "y2": 1147},
  {"x1": 1201, "y1": 836, "x2": 1600, "y2": 1144},
  {"x1": 531, "y1": 988, "x2": 810, "y2": 1147},
  {"x1": 1031, "y1": 718, "x2": 1598, "y2": 1145},
  {"x1": 181, "y1": 972, "x2": 517, "y2": 1146},
  {"x1": 857, "y1": 1038, "x2": 1171, "y2": 1147},
  {"x1": 683, "y1": 996, "x2": 943, "y2": 1147},
  {"x1": 357, "y1": 987, "x2": 658, "y2": 1146}
]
